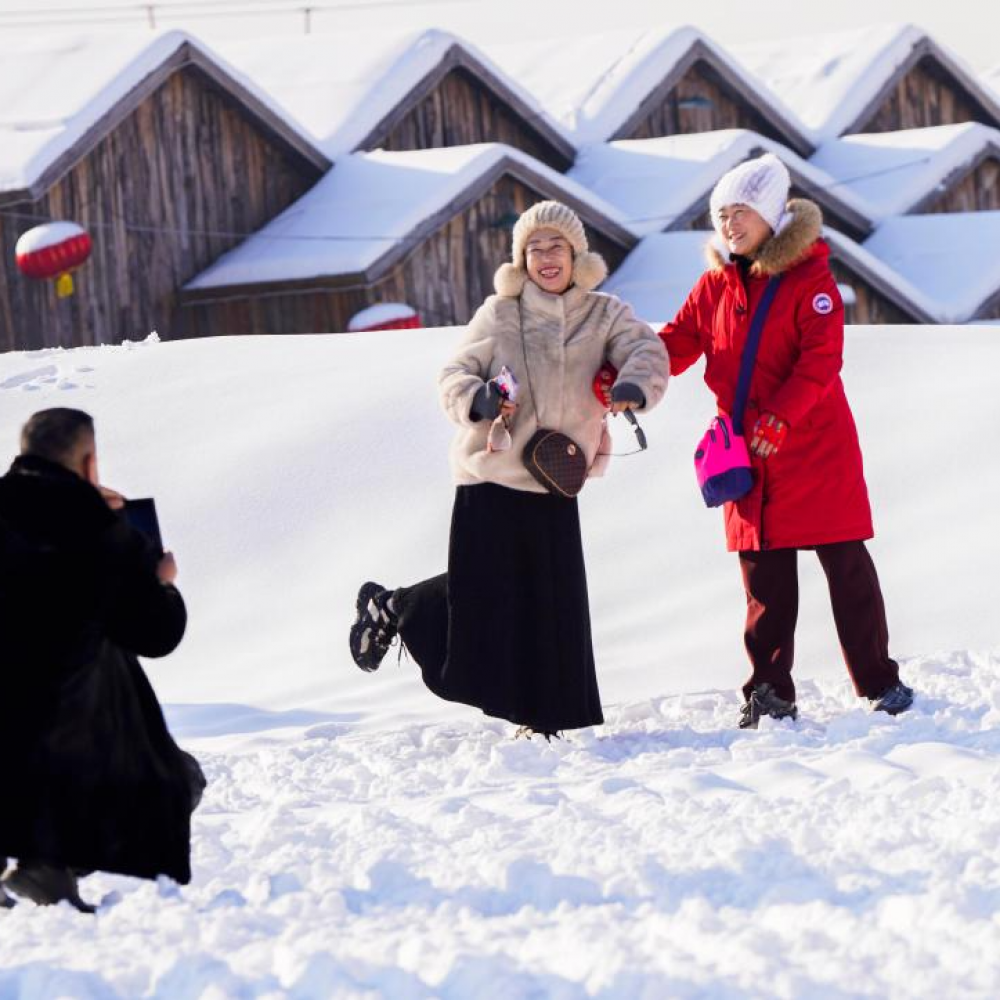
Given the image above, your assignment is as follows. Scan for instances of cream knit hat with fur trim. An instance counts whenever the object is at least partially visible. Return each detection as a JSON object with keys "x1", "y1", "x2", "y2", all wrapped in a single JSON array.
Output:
[
  {"x1": 494, "y1": 200, "x2": 608, "y2": 297},
  {"x1": 709, "y1": 153, "x2": 791, "y2": 234}
]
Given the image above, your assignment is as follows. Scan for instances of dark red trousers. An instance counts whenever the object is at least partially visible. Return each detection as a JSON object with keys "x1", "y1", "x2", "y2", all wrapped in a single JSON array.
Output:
[{"x1": 738, "y1": 540, "x2": 899, "y2": 702}]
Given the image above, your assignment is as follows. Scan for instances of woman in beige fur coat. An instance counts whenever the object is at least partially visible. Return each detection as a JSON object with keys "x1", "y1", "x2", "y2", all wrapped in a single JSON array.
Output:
[{"x1": 349, "y1": 201, "x2": 667, "y2": 738}]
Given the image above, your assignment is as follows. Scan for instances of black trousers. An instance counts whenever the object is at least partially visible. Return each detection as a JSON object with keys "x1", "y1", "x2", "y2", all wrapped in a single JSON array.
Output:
[{"x1": 738, "y1": 540, "x2": 900, "y2": 702}]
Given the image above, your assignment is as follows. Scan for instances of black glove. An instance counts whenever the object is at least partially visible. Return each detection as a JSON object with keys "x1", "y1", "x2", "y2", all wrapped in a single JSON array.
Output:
[
  {"x1": 611, "y1": 382, "x2": 645, "y2": 408},
  {"x1": 470, "y1": 381, "x2": 503, "y2": 422}
]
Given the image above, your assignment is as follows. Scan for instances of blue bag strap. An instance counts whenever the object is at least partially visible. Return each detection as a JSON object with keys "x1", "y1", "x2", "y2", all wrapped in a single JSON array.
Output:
[{"x1": 731, "y1": 275, "x2": 783, "y2": 436}]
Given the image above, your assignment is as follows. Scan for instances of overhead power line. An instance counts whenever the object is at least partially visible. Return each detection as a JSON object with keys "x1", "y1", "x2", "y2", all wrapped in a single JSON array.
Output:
[{"x1": 0, "y1": 0, "x2": 477, "y2": 31}]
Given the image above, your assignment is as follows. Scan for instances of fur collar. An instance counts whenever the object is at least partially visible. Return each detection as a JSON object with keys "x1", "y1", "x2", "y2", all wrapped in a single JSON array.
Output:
[{"x1": 705, "y1": 199, "x2": 823, "y2": 277}]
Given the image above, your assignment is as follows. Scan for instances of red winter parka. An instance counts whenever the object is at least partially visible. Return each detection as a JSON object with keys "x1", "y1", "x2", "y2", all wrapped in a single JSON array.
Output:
[{"x1": 661, "y1": 199, "x2": 873, "y2": 552}]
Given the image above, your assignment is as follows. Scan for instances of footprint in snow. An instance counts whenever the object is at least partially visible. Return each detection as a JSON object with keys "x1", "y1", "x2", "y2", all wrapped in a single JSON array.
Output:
[{"x1": 0, "y1": 364, "x2": 59, "y2": 390}]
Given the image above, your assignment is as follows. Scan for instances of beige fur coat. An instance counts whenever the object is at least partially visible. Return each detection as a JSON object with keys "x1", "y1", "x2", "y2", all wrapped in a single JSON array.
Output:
[{"x1": 439, "y1": 277, "x2": 668, "y2": 493}]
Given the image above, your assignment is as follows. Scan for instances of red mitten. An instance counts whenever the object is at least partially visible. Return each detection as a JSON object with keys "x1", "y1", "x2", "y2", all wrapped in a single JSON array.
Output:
[
  {"x1": 592, "y1": 363, "x2": 618, "y2": 408},
  {"x1": 750, "y1": 412, "x2": 788, "y2": 458}
]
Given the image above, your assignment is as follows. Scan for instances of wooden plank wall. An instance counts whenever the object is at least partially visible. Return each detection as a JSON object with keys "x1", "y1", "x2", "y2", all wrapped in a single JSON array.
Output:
[
  {"x1": 863, "y1": 58, "x2": 988, "y2": 133},
  {"x1": 978, "y1": 298, "x2": 1000, "y2": 320},
  {"x1": 829, "y1": 259, "x2": 917, "y2": 324},
  {"x1": 373, "y1": 68, "x2": 572, "y2": 171},
  {"x1": 623, "y1": 62, "x2": 787, "y2": 145},
  {"x1": 924, "y1": 156, "x2": 1000, "y2": 212},
  {"x1": 0, "y1": 66, "x2": 319, "y2": 353},
  {"x1": 181, "y1": 175, "x2": 631, "y2": 336}
]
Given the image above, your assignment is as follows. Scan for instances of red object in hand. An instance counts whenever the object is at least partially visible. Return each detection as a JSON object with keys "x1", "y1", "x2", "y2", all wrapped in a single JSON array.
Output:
[
  {"x1": 750, "y1": 412, "x2": 788, "y2": 458},
  {"x1": 592, "y1": 363, "x2": 618, "y2": 408}
]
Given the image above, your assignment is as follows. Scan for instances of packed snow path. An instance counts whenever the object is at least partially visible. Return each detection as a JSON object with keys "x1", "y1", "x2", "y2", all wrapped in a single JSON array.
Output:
[{"x1": 2, "y1": 650, "x2": 998, "y2": 998}]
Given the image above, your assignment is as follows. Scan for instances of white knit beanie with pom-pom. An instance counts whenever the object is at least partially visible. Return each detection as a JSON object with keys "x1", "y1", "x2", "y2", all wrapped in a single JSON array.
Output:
[
  {"x1": 494, "y1": 200, "x2": 608, "y2": 297},
  {"x1": 709, "y1": 153, "x2": 791, "y2": 234}
]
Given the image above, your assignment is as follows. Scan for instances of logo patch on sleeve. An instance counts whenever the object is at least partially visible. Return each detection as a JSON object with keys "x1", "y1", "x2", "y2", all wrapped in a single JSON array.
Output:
[
  {"x1": 813, "y1": 292, "x2": 833, "y2": 316},
  {"x1": 812, "y1": 293, "x2": 834, "y2": 315}
]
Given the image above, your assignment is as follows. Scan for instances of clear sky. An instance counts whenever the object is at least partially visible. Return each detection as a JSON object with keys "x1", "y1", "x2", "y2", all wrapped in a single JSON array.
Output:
[{"x1": 0, "y1": 0, "x2": 996, "y2": 71}]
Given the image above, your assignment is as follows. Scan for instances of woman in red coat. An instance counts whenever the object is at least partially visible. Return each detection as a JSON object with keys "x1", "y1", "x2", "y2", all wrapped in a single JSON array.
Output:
[{"x1": 659, "y1": 153, "x2": 913, "y2": 727}]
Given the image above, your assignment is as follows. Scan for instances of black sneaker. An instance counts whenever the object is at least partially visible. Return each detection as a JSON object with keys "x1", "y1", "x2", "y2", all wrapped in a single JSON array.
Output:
[
  {"x1": 739, "y1": 683, "x2": 798, "y2": 730},
  {"x1": 349, "y1": 582, "x2": 397, "y2": 672},
  {"x1": 2, "y1": 864, "x2": 96, "y2": 914},
  {"x1": 0, "y1": 884, "x2": 15, "y2": 910},
  {"x1": 871, "y1": 682, "x2": 914, "y2": 716}
]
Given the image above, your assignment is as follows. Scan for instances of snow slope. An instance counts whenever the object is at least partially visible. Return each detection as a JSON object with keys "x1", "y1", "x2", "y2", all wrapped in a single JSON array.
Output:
[
  {"x1": 0, "y1": 327, "x2": 996, "y2": 717},
  {"x1": 1, "y1": 329, "x2": 999, "y2": 995}
]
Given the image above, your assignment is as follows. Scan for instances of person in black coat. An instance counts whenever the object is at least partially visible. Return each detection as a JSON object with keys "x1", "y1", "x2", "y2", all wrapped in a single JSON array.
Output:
[{"x1": 0, "y1": 408, "x2": 204, "y2": 912}]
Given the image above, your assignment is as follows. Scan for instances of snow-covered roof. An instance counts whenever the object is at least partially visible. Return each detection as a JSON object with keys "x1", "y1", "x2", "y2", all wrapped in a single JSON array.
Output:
[
  {"x1": 821, "y1": 228, "x2": 938, "y2": 323},
  {"x1": 184, "y1": 143, "x2": 633, "y2": 293},
  {"x1": 568, "y1": 129, "x2": 872, "y2": 239},
  {"x1": 810, "y1": 123, "x2": 1000, "y2": 221},
  {"x1": 603, "y1": 226, "x2": 941, "y2": 325},
  {"x1": 862, "y1": 212, "x2": 1000, "y2": 322},
  {"x1": 479, "y1": 25, "x2": 811, "y2": 153},
  {"x1": 601, "y1": 231, "x2": 712, "y2": 323},
  {"x1": 734, "y1": 24, "x2": 1000, "y2": 143},
  {"x1": 0, "y1": 29, "x2": 326, "y2": 197},
  {"x1": 216, "y1": 27, "x2": 574, "y2": 162}
]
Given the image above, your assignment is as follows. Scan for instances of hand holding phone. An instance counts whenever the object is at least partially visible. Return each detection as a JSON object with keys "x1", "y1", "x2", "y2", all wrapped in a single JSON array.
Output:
[{"x1": 156, "y1": 552, "x2": 178, "y2": 585}]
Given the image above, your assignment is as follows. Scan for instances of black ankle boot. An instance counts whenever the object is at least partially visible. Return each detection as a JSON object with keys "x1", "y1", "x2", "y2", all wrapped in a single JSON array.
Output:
[
  {"x1": 2, "y1": 863, "x2": 96, "y2": 914},
  {"x1": 739, "y1": 683, "x2": 798, "y2": 730}
]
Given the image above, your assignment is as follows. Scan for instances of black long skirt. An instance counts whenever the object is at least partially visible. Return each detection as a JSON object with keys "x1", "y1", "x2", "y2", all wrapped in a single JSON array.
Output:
[{"x1": 394, "y1": 483, "x2": 603, "y2": 732}]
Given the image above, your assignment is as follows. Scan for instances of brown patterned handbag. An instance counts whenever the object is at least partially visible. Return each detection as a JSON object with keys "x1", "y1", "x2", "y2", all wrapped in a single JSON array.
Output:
[{"x1": 523, "y1": 428, "x2": 588, "y2": 497}]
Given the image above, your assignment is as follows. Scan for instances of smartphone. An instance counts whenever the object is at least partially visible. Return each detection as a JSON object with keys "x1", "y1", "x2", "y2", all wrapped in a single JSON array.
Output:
[{"x1": 122, "y1": 498, "x2": 164, "y2": 555}]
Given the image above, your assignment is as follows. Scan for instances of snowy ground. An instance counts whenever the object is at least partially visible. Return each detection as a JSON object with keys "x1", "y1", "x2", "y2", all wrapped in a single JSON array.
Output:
[
  {"x1": 1, "y1": 328, "x2": 999, "y2": 997},
  {"x1": 2, "y1": 652, "x2": 999, "y2": 998}
]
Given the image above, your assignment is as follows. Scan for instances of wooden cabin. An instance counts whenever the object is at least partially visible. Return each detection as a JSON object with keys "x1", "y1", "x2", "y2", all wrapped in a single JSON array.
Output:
[
  {"x1": 845, "y1": 37, "x2": 1000, "y2": 136},
  {"x1": 828, "y1": 260, "x2": 924, "y2": 324},
  {"x1": 824, "y1": 237, "x2": 935, "y2": 325},
  {"x1": 911, "y1": 142, "x2": 1000, "y2": 214},
  {"x1": 610, "y1": 39, "x2": 813, "y2": 156},
  {"x1": 179, "y1": 149, "x2": 636, "y2": 337},
  {"x1": 966, "y1": 288, "x2": 1000, "y2": 321},
  {"x1": 355, "y1": 43, "x2": 576, "y2": 171},
  {"x1": 0, "y1": 38, "x2": 328, "y2": 353},
  {"x1": 220, "y1": 31, "x2": 576, "y2": 171}
]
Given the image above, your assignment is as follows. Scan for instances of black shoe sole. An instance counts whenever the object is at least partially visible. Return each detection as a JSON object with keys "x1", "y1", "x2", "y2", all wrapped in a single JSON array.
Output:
[{"x1": 350, "y1": 581, "x2": 388, "y2": 672}]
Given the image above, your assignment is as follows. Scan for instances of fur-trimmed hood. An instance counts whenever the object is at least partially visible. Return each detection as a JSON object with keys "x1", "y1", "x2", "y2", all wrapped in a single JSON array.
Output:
[
  {"x1": 493, "y1": 251, "x2": 608, "y2": 298},
  {"x1": 705, "y1": 199, "x2": 823, "y2": 277}
]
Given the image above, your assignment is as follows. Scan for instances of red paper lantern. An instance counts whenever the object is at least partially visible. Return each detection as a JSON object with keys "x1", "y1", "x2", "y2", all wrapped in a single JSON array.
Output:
[{"x1": 15, "y1": 221, "x2": 92, "y2": 298}]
